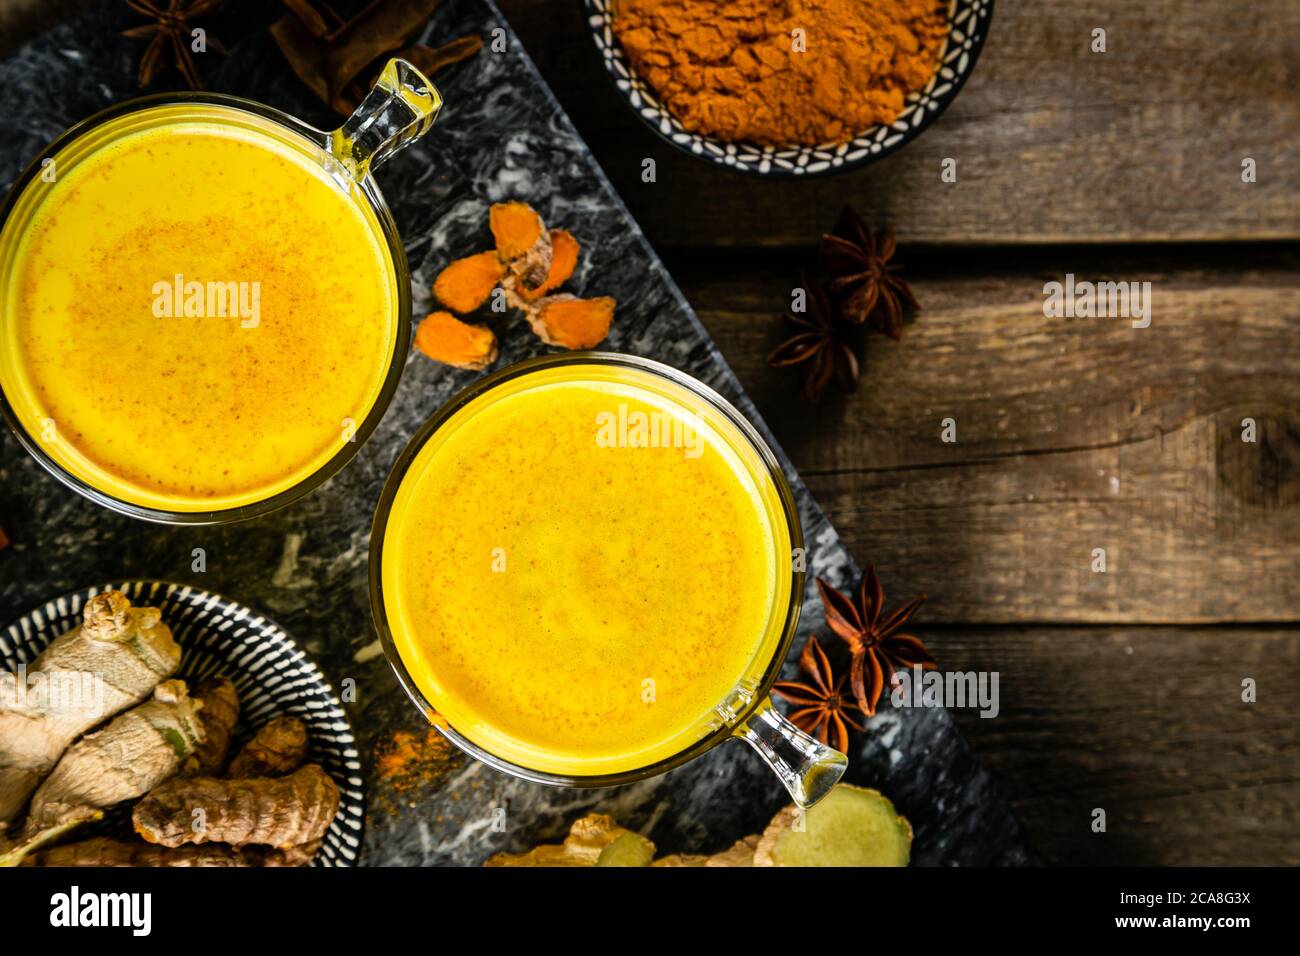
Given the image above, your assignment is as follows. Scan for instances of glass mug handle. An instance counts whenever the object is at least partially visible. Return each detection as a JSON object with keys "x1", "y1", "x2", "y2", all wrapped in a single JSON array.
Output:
[
  {"x1": 735, "y1": 698, "x2": 848, "y2": 808},
  {"x1": 329, "y1": 58, "x2": 443, "y2": 180}
]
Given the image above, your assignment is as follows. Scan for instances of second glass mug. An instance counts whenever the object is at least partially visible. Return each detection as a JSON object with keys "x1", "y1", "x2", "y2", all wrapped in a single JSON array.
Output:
[
  {"x1": 370, "y1": 353, "x2": 848, "y2": 807},
  {"x1": 0, "y1": 59, "x2": 439, "y2": 524}
]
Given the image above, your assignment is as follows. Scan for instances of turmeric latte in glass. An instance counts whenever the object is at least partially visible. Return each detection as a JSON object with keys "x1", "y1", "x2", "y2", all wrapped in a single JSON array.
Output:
[
  {"x1": 373, "y1": 355, "x2": 846, "y2": 802},
  {"x1": 0, "y1": 62, "x2": 439, "y2": 521}
]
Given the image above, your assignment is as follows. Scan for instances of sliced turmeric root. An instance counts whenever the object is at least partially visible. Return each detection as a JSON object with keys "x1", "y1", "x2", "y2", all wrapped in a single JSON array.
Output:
[
  {"x1": 490, "y1": 201, "x2": 545, "y2": 260},
  {"x1": 491, "y1": 201, "x2": 552, "y2": 286},
  {"x1": 526, "y1": 294, "x2": 615, "y2": 350},
  {"x1": 517, "y1": 229, "x2": 579, "y2": 301},
  {"x1": 415, "y1": 311, "x2": 499, "y2": 371},
  {"x1": 433, "y1": 250, "x2": 505, "y2": 313}
]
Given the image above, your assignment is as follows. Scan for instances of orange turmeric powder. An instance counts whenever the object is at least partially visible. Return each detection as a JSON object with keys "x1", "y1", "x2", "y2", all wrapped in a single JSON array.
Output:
[
  {"x1": 374, "y1": 728, "x2": 458, "y2": 794},
  {"x1": 611, "y1": 0, "x2": 949, "y2": 146}
]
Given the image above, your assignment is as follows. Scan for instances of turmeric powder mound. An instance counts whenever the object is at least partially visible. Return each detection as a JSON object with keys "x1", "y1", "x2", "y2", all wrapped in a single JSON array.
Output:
[
  {"x1": 415, "y1": 311, "x2": 499, "y2": 371},
  {"x1": 526, "y1": 295, "x2": 615, "y2": 350},
  {"x1": 490, "y1": 201, "x2": 546, "y2": 261},
  {"x1": 519, "y1": 229, "x2": 580, "y2": 301},
  {"x1": 434, "y1": 251, "x2": 506, "y2": 313},
  {"x1": 611, "y1": 0, "x2": 950, "y2": 146}
]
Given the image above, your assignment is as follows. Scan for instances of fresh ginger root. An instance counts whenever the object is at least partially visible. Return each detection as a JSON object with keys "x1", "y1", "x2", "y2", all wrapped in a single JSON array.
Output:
[
  {"x1": 0, "y1": 680, "x2": 205, "y2": 866},
  {"x1": 227, "y1": 716, "x2": 309, "y2": 778},
  {"x1": 183, "y1": 677, "x2": 240, "y2": 776},
  {"x1": 133, "y1": 764, "x2": 339, "y2": 849},
  {"x1": 752, "y1": 784, "x2": 912, "y2": 867},
  {"x1": 484, "y1": 813, "x2": 654, "y2": 867},
  {"x1": 487, "y1": 785, "x2": 911, "y2": 868},
  {"x1": 0, "y1": 590, "x2": 181, "y2": 827},
  {"x1": 525, "y1": 294, "x2": 615, "y2": 349},
  {"x1": 22, "y1": 680, "x2": 203, "y2": 837},
  {"x1": 434, "y1": 250, "x2": 506, "y2": 313},
  {"x1": 653, "y1": 834, "x2": 759, "y2": 867},
  {"x1": 415, "y1": 310, "x2": 499, "y2": 371},
  {"x1": 595, "y1": 830, "x2": 656, "y2": 867}
]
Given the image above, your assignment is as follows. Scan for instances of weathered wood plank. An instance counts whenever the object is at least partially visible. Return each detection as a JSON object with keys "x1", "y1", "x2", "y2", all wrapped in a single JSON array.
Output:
[
  {"x1": 669, "y1": 249, "x2": 1300, "y2": 623},
  {"x1": 936, "y1": 625, "x2": 1299, "y2": 865},
  {"x1": 500, "y1": 0, "x2": 1300, "y2": 246}
]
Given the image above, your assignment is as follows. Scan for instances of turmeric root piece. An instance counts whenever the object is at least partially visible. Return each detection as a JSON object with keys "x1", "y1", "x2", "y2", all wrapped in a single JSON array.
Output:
[
  {"x1": 490, "y1": 200, "x2": 546, "y2": 259},
  {"x1": 0, "y1": 590, "x2": 181, "y2": 827},
  {"x1": 415, "y1": 310, "x2": 499, "y2": 371},
  {"x1": 483, "y1": 812, "x2": 654, "y2": 867},
  {"x1": 491, "y1": 200, "x2": 552, "y2": 286},
  {"x1": 22, "y1": 836, "x2": 250, "y2": 868},
  {"x1": 525, "y1": 294, "x2": 615, "y2": 350},
  {"x1": 24, "y1": 835, "x2": 321, "y2": 867},
  {"x1": 654, "y1": 834, "x2": 759, "y2": 867},
  {"x1": 183, "y1": 677, "x2": 240, "y2": 776},
  {"x1": 752, "y1": 784, "x2": 912, "y2": 867},
  {"x1": 434, "y1": 250, "x2": 506, "y2": 313},
  {"x1": 227, "y1": 716, "x2": 309, "y2": 778},
  {"x1": 133, "y1": 764, "x2": 340, "y2": 849},
  {"x1": 246, "y1": 839, "x2": 321, "y2": 867},
  {"x1": 516, "y1": 228, "x2": 579, "y2": 301}
]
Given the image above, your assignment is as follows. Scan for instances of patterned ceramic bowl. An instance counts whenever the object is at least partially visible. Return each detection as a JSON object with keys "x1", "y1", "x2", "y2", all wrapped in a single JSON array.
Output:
[
  {"x1": 582, "y1": 0, "x2": 995, "y2": 177},
  {"x1": 1, "y1": 581, "x2": 365, "y2": 866}
]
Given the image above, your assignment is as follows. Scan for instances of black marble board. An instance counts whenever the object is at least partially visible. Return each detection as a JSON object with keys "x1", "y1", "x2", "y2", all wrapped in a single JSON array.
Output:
[{"x1": 0, "y1": 0, "x2": 1034, "y2": 865}]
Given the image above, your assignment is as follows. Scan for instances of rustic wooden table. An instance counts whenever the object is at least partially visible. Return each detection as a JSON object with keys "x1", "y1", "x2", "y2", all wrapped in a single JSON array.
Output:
[{"x1": 2, "y1": 0, "x2": 1296, "y2": 865}]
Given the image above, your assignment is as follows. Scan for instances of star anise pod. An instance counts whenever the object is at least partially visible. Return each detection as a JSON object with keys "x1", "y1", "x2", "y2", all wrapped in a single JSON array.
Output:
[
  {"x1": 122, "y1": 0, "x2": 226, "y2": 91},
  {"x1": 767, "y1": 277, "x2": 860, "y2": 401},
  {"x1": 821, "y1": 207, "x2": 920, "y2": 339},
  {"x1": 817, "y1": 566, "x2": 936, "y2": 716},
  {"x1": 773, "y1": 636, "x2": 864, "y2": 753}
]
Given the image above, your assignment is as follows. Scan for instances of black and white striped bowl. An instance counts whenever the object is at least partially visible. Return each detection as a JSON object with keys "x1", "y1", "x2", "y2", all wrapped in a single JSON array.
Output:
[
  {"x1": 583, "y1": 0, "x2": 994, "y2": 177},
  {"x1": 0, "y1": 581, "x2": 364, "y2": 867}
]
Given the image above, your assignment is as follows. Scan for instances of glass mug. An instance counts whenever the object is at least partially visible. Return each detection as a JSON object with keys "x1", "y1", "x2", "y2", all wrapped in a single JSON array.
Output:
[
  {"x1": 0, "y1": 59, "x2": 439, "y2": 524},
  {"x1": 370, "y1": 353, "x2": 848, "y2": 806}
]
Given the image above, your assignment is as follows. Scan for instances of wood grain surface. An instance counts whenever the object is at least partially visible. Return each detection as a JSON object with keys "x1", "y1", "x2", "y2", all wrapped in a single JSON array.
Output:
[
  {"x1": 943, "y1": 625, "x2": 1298, "y2": 865},
  {"x1": 669, "y1": 247, "x2": 1300, "y2": 624}
]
